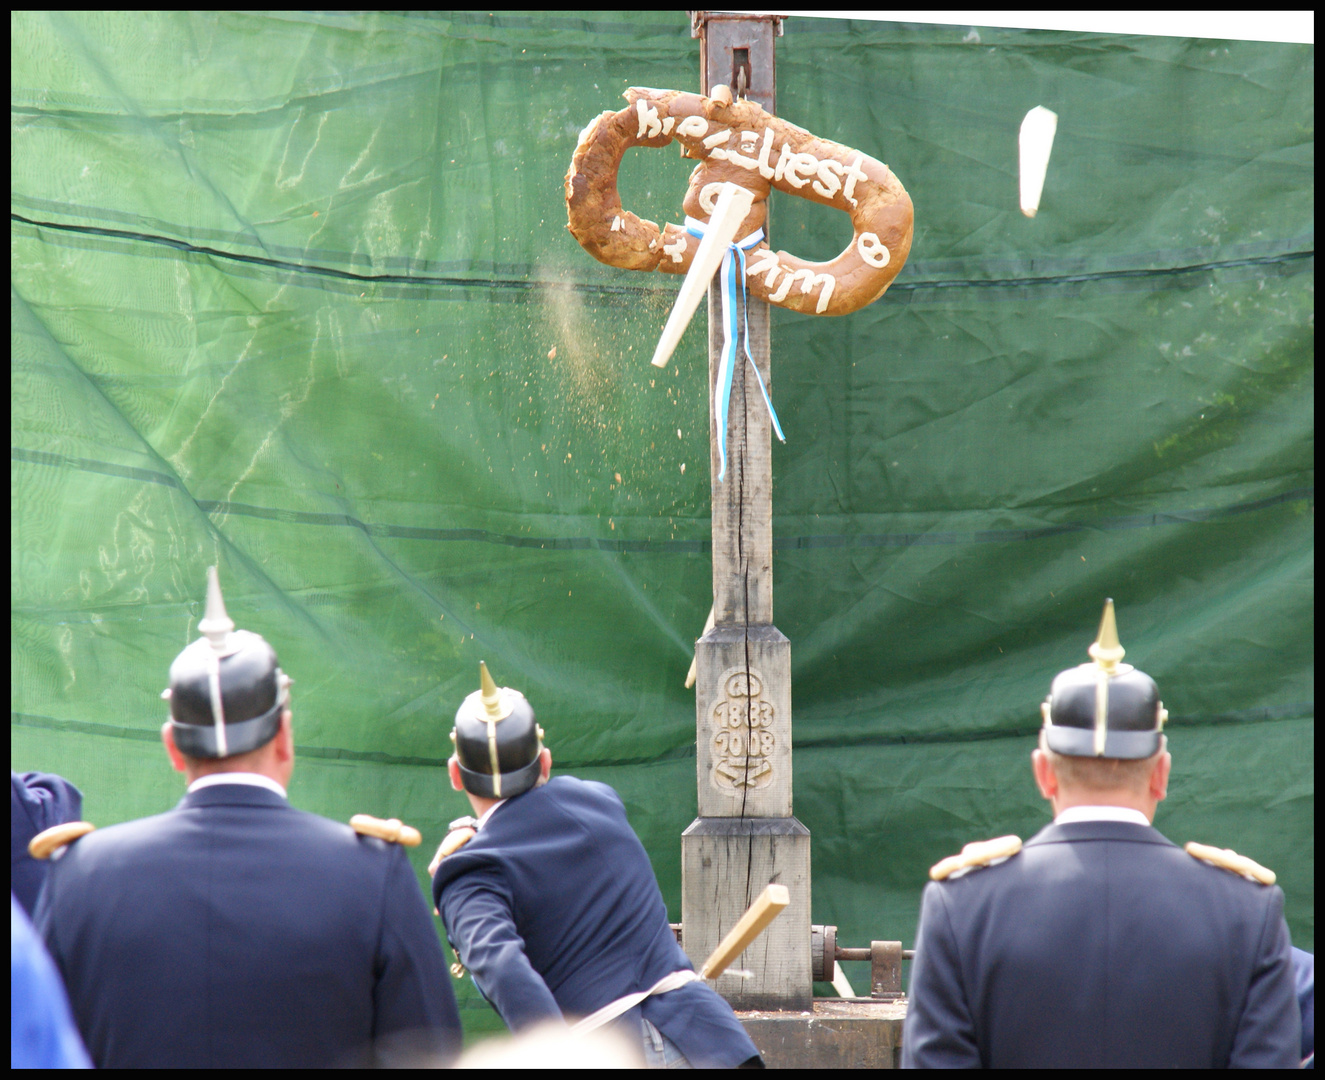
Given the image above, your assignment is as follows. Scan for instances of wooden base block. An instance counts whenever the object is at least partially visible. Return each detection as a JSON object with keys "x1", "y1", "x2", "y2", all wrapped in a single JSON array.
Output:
[
  {"x1": 738, "y1": 999, "x2": 907, "y2": 1069},
  {"x1": 681, "y1": 816, "x2": 811, "y2": 1011}
]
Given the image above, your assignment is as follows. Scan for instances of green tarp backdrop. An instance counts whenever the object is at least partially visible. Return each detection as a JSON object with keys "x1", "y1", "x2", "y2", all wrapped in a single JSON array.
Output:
[{"x1": 12, "y1": 11, "x2": 1313, "y2": 1036}]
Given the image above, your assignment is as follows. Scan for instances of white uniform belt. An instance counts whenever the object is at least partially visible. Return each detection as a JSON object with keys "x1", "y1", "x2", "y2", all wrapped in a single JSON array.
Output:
[{"x1": 570, "y1": 969, "x2": 699, "y2": 1034}]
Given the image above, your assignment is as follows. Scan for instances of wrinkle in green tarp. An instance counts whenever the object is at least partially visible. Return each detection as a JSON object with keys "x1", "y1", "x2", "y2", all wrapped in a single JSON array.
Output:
[{"x1": 11, "y1": 12, "x2": 1313, "y2": 1035}]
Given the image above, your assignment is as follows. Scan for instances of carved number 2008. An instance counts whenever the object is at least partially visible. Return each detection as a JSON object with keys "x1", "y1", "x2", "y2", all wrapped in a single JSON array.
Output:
[{"x1": 715, "y1": 729, "x2": 776, "y2": 758}]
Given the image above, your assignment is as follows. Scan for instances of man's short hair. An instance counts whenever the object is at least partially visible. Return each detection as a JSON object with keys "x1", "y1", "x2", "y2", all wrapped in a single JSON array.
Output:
[{"x1": 1039, "y1": 731, "x2": 1166, "y2": 793}]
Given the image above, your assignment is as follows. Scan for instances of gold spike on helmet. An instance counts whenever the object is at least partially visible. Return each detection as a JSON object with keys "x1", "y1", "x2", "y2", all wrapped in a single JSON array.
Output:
[{"x1": 1040, "y1": 599, "x2": 1168, "y2": 759}]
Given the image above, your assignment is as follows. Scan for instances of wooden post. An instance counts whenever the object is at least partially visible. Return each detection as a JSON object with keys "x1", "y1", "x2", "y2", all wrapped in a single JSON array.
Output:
[{"x1": 680, "y1": 11, "x2": 812, "y2": 1012}]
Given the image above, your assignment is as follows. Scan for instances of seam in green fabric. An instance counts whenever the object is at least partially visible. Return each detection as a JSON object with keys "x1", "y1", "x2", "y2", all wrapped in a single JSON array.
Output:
[
  {"x1": 11, "y1": 213, "x2": 1313, "y2": 297},
  {"x1": 13, "y1": 706, "x2": 1313, "y2": 764},
  {"x1": 9, "y1": 449, "x2": 1313, "y2": 553}
]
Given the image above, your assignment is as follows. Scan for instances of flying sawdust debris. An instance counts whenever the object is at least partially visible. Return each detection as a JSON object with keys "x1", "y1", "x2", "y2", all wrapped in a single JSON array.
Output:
[{"x1": 528, "y1": 257, "x2": 700, "y2": 513}]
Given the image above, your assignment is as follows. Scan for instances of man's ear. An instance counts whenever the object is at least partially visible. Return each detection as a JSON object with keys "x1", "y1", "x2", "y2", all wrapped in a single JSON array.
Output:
[
  {"x1": 1031, "y1": 748, "x2": 1058, "y2": 802},
  {"x1": 274, "y1": 710, "x2": 294, "y2": 764},
  {"x1": 448, "y1": 756, "x2": 464, "y2": 792},
  {"x1": 161, "y1": 721, "x2": 188, "y2": 774},
  {"x1": 539, "y1": 746, "x2": 552, "y2": 781},
  {"x1": 1150, "y1": 750, "x2": 1171, "y2": 803}
]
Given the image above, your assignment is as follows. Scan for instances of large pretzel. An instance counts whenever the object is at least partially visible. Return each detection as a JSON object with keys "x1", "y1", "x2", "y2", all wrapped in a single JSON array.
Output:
[{"x1": 565, "y1": 86, "x2": 913, "y2": 317}]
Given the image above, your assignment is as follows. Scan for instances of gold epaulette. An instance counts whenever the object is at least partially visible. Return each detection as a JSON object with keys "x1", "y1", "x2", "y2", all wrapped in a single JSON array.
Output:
[
  {"x1": 930, "y1": 835, "x2": 1022, "y2": 881},
  {"x1": 350, "y1": 814, "x2": 422, "y2": 847},
  {"x1": 427, "y1": 817, "x2": 478, "y2": 877},
  {"x1": 28, "y1": 822, "x2": 96, "y2": 860},
  {"x1": 1185, "y1": 841, "x2": 1276, "y2": 885}
]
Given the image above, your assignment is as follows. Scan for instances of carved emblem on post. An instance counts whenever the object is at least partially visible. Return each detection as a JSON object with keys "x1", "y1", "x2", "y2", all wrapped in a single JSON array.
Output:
[{"x1": 710, "y1": 666, "x2": 776, "y2": 791}]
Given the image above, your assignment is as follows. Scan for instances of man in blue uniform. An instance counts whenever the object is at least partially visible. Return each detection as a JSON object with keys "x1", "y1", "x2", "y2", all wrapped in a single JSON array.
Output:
[
  {"x1": 902, "y1": 600, "x2": 1301, "y2": 1068},
  {"x1": 34, "y1": 567, "x2": 462, "y2": 1068},
  {"x1": 11, "y1": 770, "x2": 83, "y2": 917},
  {"x1": 1295, "y1": 947, "x2": 1315, "y2": 1068},
  {"x1": 11, "y1": 896, "x2": 91, "y2": 1069},
  {"x1": 432, "y1": 662, "x2": 763, "y2": 1068}
]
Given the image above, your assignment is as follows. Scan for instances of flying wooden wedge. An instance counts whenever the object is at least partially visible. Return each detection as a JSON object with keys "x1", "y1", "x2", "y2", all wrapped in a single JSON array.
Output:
[
  {"x1": 698, "y1": 882, "x2": 790, "y2": 980},
  {"x1": 650, "y1": 182, "x2": 756, "y2": 369},
  {"x1": 684, "y1": 605, "x2": 716, "y2": 689},
  {"x1": 1019, "y1": 105, "x2": 1058, "y2": 218}
]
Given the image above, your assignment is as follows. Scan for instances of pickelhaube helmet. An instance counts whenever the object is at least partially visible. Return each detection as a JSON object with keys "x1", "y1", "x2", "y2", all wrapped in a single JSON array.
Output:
[
  {"x1": 161, "y1": 567, "x2": 291, "y2": 759},
  {"x1": 1041, "y1": 599, "x2": 1168, "y2": 759},
  {"x1": 450, "y1": 662, "x2": 544, "y2": 799}
]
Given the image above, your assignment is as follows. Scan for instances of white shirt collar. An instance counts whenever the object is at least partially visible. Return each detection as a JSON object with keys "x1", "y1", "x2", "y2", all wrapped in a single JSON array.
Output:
[
  {"x1": 476, "y1": 799, "x2": 508, "y2": 831},
  {"x1": 187, "y1": 772, "x2": 288, "y2": 800},
  {"x1": 1055, "y1": 805, "x2": 1150, "y2": 827}
]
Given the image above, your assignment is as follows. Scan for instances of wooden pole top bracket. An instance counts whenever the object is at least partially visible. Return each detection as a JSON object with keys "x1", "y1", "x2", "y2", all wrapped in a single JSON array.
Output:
[{"x1": 697, "y1": 11, "x2": 778, "y2": 121}]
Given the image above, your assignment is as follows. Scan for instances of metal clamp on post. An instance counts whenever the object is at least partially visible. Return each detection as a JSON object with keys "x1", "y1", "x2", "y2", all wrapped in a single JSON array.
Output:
[
  {"x1": 869, "y1": 940, "x2": 904, "y2": 1000},
  {"x1": 814, "y1": 925, "x2": 914, "y2": 1001}
]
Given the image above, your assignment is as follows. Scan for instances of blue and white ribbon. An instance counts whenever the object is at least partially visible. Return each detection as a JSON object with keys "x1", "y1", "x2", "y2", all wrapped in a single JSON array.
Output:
[{"x1": 684, "y1": 216, "x2": 786, "y2": 482}]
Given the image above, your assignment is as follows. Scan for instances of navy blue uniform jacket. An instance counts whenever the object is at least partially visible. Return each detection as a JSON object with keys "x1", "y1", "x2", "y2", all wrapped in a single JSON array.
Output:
[
  {"x1": 1294, "y1": 947, "x2": 1315, "y2": 1067},
  {"x1": 11, "y1": 770, "x2": 83, "y2": 917},
  {"x1": 35, "y1": 783, "x2": 462, "y2": 1068},
  {"x1": 433, "y1": 775, "x2": 760, "y2": 1068},
  {"x1": 901, "y1": 819, "x2": 1300, "y2": 1068}
]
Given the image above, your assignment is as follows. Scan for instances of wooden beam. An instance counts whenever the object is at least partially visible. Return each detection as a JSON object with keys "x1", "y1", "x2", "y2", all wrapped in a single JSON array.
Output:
[{"x1": 699, "y1": 882, "x2": 790, "y2": 980}]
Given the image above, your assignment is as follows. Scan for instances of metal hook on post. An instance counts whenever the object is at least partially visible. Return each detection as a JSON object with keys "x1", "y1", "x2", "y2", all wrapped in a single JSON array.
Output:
[{"x1": 733, "y1": 47, "x2": 749, "y2": 99}]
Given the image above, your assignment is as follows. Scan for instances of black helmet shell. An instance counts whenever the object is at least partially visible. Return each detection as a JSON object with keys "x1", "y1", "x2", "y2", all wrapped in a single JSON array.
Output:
[
  {"x1": 1043, "y1": 662, "x2": 1164, "y2": 760},
  {"x1": 452, "y1": 684, "x2": 543, "y2": 799},
  {"x1": 167, "y1": 630, "x2": 285, "y2": 759},
  {"x1": 1041, "y1": 599, "x2": 1167, "y2": 760}
]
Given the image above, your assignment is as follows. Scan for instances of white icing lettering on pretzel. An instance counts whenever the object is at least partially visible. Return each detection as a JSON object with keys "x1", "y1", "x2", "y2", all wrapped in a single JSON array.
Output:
[
  {"x1": 856, "y1": 232, "x2": 889, "y2": 268},
  {"x1": 698, "y1": 183, "x2": 728, "y2": 215},
  {"x1": 748, "y1": 254, "x2": 835, "y2": 313},
  {"x1": 564, "y1": 87, "x2": 913, "y2": 317},
  {"x1": 804, "y1": 271, "x2": 835, "y2": 313},
  {"x1": 706, "y1": 128, "x2": 857, "y2": 205},
  {"x1": 756, "y1": 128, "x2": 776, "y2": 179},
  {"x1": 676, "y1": 115, "x2": 708, "y2": 139},
  {"x1": 840, "y1": 154, "x2": 869, "y2": 208},
  {"x1": 663, "y1": 233, "x2": 687, "y2": 264},
  {"x1": 746, "y1": 248, "x2": 782, "y2": 288},
  {"x1": 812, "y1": 159, "x2": 843, "y2": 200},
  {"x1": 636, "y1": 99, "x2": 662, "y2": 139}
]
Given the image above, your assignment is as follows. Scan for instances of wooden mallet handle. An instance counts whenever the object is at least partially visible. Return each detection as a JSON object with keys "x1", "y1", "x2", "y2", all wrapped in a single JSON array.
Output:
[{"x1": 698, "y1": 883, "x2": 790, "y2": 980}]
